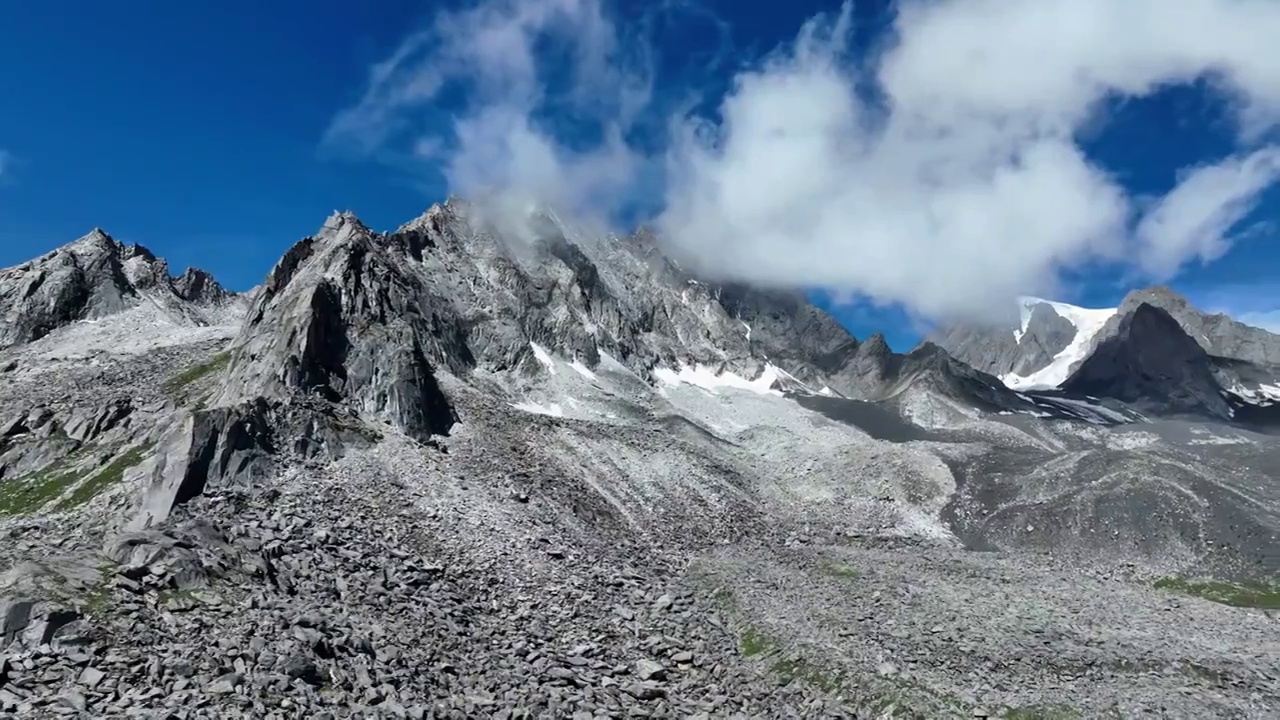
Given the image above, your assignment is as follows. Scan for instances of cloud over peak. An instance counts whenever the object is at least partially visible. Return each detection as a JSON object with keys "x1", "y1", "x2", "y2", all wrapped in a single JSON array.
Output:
[{"x1": 327, "y1": 0, "x2": 1280, "y2": 322}]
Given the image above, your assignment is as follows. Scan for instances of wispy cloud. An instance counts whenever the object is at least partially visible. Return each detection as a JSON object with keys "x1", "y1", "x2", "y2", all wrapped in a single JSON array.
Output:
[
  {"x1": 1238, "y1": 310, "x2": 1280, "y2": 333},
  {"x1": 1188, "y1": 280, "x2": 1280, "y2": 334},
  {"x1": 1134, "y1": 149, "x2": 1280, "y2": 278},
  {"x1": 327, "y1": 0, "x2": 1280, "y2": 322},
  {"x1": 325, "y1": 0, "x2": 669, "y2": 229}
]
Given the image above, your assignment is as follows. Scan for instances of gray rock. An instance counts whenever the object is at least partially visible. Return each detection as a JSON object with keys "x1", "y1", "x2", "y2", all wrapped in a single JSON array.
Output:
[
  {"x1": 1126, "y1": 286, "x2": 1280, "y2": 366},
  {"x1": 622, "y1": 682, "x2": 665, "y2": 700},
  {"x1": 57, "y1": 691, "x2": 88, "y2": 712},
  {"x1": 206, "y1": 672, "x2": 243, "y2": 694},
  {"x1": 281, "y1": 655, "x2": 322, "y2": 686},
  {"x1": 634, "y1": 659, "x2": 666, "y2": 681},
  {"x1": 77, "y1": 666, "x2": 105, "y2": 688}
]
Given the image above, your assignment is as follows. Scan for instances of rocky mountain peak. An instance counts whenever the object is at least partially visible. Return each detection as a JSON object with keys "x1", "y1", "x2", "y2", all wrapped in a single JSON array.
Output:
[
  {"x1": 1120, "y1": 286, "x2": 1280, "y2": 367},
  {"x1": 1062, "y1": 302, "x2": 1232, "y2": 418},
  {"x1": 1124, "y1": 284, "x2": 1187, "y2": 304},
  {"x1": 218, "y1": 214, "x2": 462, "y2": 445},
  {"x1": 321, "y1": 209, "x2": 368, "y2": 235},
  {"x1": 860, "y1": 332, "x2": 890, "y2": 357},
  {"x1": 0, "y1": 229, "x2": 239, "y2": 348},
  {"x1": 217, "y1": 204, "x2": 900, "y2": 446},
  {"x1": 172, "y1": 267, "x2": 233, "y2": 305},
  {"x1": 67, "y1": 227, "x2": 120, "y2": 252}
]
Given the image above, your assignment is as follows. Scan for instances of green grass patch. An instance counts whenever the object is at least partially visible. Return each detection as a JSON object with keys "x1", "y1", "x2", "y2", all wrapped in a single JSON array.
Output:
[
  {"x1": 83, "y1": 561, "x2": 119, "y2": 614},
  {"x1": 55, "y1": 443, "x2": 153, "y2": 512},
  {"x1": 820, "y1": 561, "x2": 860, "y2": 579},
  {"x1": 705, "y1": 580, "x2": 975, "y2": 716},
  {"x1": 157, "y1": 588, "x2": 195, "y2": 603},
  {"x1": 736, "y1": 625, "x2": 846, "y2": 692},
  {"x1": 739, "y1": 626, "x2": 772, "y2": 657},
  {"x1": 1154, "y1": 576, "x2": 1280, "y2": 609},
  {"x1": 164, "y1": 351, "x2": 231, "y2": 393},
  {"x1": 0, "y1": 464, "x2": 83, "y2": 516}
]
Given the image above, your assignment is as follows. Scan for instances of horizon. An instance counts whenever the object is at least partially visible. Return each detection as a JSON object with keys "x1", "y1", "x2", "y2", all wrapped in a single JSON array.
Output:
[{"x1": 3, "y1": 0, "x2": 1280, "y2": 347}]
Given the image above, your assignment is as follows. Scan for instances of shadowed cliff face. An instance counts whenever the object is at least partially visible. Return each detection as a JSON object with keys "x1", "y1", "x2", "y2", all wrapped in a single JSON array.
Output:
[
  {"x1": 936, "y1": 289, "x2": 1280, "y2": 414},
  {"x1": 1063, "y1": 303, "x2": 1233, "y2": 419}
]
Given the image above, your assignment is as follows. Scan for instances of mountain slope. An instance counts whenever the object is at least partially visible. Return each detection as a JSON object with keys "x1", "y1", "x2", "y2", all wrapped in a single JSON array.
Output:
[
  {"x1": 933, "y1": 297, "x2": 1096, "y2": 384},
  {"x1": 0, "y1": 207, "x2": 1277, "y2": 718}
]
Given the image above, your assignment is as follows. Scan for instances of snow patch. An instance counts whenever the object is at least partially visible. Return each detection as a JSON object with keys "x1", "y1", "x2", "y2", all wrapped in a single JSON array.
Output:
[
  {"x1": 1186, "y1": 427, "x2": 1248, "y2": 445},
  {"x1": 1228, "y1": 382, "x2": 1280, "y2": 406},
  {"x1": 741, "y1": 320, "x2": 751, "y2": 342},
  {"x1": 568, "y1": 357, "x2": 597, "y2": 381},
  {"x1": 652, "y1": 363, "x2": 784, "y2": 397},
  {"x1": 1012, "y1": 301, "x2": 1037, "y2": 344},
  {"x1": 511, "y1": 401, "x2": 564, "y2": 417},
  {"x1": 1002, "y1": 298, "x2": 1116, "y2": 391},
  {"x1": 529, "y1": 342, "x2": 557, "y2": 375},
  {"x1": 1041, "y1": 396, "x2": 1133, "y2": 425}
]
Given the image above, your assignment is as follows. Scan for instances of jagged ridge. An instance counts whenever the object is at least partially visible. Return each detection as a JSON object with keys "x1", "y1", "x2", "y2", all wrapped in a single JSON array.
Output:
[{"x1": 0, "y1": 229, "x2": 239, "y2": 348}]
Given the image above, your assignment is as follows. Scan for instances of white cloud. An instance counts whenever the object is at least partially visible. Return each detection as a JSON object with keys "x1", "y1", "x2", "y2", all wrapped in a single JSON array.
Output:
[
  {"x1": 328, "y1": 0, "x2": 1280, "y2": 322},
  {"x1": 1134, "y1": 148, "x2": 1280, "y2": 278},
  {"x1": 1195, "y1": 281, "x2": 1280, "y2": 334},
  {"x1": 325, "y1": 0, "x2": 653, "y2": 226},
  {"x1": 1238, "y1": 310, "x2": 1280, "y2": 333}
]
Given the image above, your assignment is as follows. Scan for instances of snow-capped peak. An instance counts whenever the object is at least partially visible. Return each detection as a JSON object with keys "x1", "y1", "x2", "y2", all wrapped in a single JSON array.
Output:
[{"x1": 1003, "y1": 297, "x2": 1117, "y2": 391}]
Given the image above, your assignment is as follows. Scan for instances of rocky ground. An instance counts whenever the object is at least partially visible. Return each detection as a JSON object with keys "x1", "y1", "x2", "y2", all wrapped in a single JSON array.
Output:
[
  {"x1": 0, "y1": 447, "x2": 847, "y2": 719},
  {"x1": 3, "y1": 367, "x2": 1279, "y2": 718}
]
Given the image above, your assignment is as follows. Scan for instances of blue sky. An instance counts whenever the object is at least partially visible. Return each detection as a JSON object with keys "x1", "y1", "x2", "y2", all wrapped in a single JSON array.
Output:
[{"x1": 2, "y1": 0, "x2": 1279, "y2": 349}]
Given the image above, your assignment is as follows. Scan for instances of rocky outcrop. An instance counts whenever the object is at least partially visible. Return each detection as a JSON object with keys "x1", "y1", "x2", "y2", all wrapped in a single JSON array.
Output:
[
  {"x1": 171, "y1": 268, "x2": 233, "y2": 306},
  {"x1": 0, "y1": 556, "x2": 106, "y2": 653},
  {"x1": 216, "y1": 204, "x2": 883, "y2": 440},
  {"x1": 0, "y1": 230, "x2": 134, "y2": 347},
  {"x1": 127, "y1": 397, "x2": 382, "y2": 531},
  {"x1": 713, "y1": 284, "x2": 863, "y2": 391},
  {"x1": 216, "y1": 213, "x2": 461, "y2": 442},
  {"x1": 0, "y1": 229, "x2": 238, "y2": 348}
]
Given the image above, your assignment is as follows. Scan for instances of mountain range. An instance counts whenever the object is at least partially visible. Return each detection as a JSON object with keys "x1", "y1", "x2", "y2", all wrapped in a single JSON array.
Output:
[{"x1": 0, "y1": 201, "x2": 1278, "y2": 718}]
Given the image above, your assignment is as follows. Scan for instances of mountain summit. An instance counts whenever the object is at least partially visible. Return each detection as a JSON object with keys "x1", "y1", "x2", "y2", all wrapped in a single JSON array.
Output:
[
  {"x1": 935, "y1": 288, "x2": 1280, "y2": 418},
  {"x1": 0, "y1": 229, "x2": 241, "y2": 348}
]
